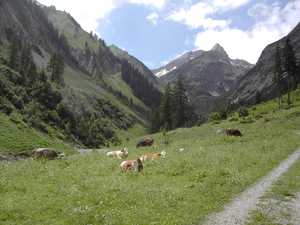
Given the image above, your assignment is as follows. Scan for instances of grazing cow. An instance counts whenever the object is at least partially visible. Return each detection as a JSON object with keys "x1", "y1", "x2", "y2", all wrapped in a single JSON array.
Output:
[
  {"x1": 252, "y1": 114, "x2": 263, "y2": 119},
  {"x1": 33, "y1": 148, "x2": 58, "y2": 159},
  {"x1": 225, "y1": 127, "x2": 243, "y2": 137},
  {"x1": 136, "y1": 138, "x2": 154, "y2": 148},
  {"x1": 140, "y1": 151, "x2": 167, "y2": 161},
  {"x1": 106, "y1": 148, "x2": 129, "y2": 159},
  {"x1": 120, "y1": 158, "x2": 143, "y2": 172},
  {"x1": 265, "y1": 117, "x2": 276, "y2": 123}
]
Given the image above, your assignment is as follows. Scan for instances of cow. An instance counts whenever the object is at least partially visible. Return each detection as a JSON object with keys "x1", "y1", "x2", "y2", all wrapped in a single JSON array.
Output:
[
  {"x1": 120, "y1": 158, "x2": 143, "y2": 172},
  {"x1": 265, "y1": 117, "x2": 276, "y2": 123},
  {"x1": 136, "y1": 138, "x2": 154, "y2": 148},
  {"x1": 33, "y1": 148, "x2": 58, "y2": 159},
  {"x1": 140, "y1": 151, "x2": 167, "y2": 161},
  {"x1": 225, "y1": 127, "x2": 243, "y2": 137},
  {"x1": 106, "y1": 148, "x2": 129, "y2": 159},
  {"x1": 252, "y1": 114, "x2": 263, "y2": 119}
]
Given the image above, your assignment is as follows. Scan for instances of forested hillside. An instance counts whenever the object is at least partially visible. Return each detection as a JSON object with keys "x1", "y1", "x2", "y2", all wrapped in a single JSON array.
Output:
[{"x1": 0, "y1": 0, "x2": 166, "y2": 151}]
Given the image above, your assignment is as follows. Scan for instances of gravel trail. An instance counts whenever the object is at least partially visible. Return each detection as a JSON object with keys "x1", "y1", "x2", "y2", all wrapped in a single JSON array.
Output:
[{"x1": 203, "y1": 147, "x2": 300, "y2": 225}]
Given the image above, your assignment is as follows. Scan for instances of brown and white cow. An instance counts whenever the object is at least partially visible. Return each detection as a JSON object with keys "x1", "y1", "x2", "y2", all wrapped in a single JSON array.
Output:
[
  {"x1": 120, "y1": 158, "x2": 143, "y2": 172},
  {"x1": 136, "y1": 138, "x2": 154, "y2": 148},
  {"x1": 106, "y1": 148, "x2": 129, "y2": 159},
  {"x1": 225, "y1": 127, "x2": 243, "y2": 137},
  {"x1": 33, "y1": 148, "x2": 58, "y2": 159},
  {"x1": 140, "y1": 151, "x2": 167, "y2": 161}
]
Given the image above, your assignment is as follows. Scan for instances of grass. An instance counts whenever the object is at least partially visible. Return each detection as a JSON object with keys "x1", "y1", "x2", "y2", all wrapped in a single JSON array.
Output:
[
  {"x1": 1, "y1": 100, "x2": 300, "y2": 224},
  {"x1": 0, "y1": 113, "x2": 75, "y2": 156},
  {"x1": 246, "y1": 146, "x2": 300, "y2": 224}
]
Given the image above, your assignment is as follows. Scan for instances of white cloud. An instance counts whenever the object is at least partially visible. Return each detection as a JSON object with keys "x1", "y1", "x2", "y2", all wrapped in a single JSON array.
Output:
[
  {"x1": 167, "y1": 2, "x2": 228, "y2": 29},
  {"x1": 194, "y1": 0, "x2": 300, "y2": 64},
  {"x1": 166, "y1": 0, "x2": 251, "y2": 29},
  {"x1": 212, "y1": 0, "x2": 250, "y2": 11},
  {"x1": 129, "y1": 0, "x2": 166, "y2": 8},
  {"x1": 147, "y1": 12, "x2": 159, "y2": 25}
]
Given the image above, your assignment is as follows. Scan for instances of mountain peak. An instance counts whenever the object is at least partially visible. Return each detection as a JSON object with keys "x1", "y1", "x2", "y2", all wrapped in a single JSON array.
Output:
[{"x1": 211, "y1": 43, "x2": 224, "y2": 52}]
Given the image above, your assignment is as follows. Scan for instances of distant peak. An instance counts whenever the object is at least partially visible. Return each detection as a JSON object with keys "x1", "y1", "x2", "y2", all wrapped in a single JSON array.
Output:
[{"x1": 211, "y1": 43, "x2": 224, "y2": 52}]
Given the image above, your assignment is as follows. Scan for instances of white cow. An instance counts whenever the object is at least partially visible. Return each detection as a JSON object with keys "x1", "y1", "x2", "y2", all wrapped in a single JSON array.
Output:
[
  {"x1": 140, "y1": 151, "x2": 167, "y2": 161},
  {"x1": 106, "y1": 148, "x2": 129, "y2": 159}
]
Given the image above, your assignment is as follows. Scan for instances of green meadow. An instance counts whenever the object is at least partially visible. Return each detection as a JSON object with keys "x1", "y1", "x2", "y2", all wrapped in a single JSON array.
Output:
[{"x1": 1, "y1": 92, "x2": 300, "y2": 224}]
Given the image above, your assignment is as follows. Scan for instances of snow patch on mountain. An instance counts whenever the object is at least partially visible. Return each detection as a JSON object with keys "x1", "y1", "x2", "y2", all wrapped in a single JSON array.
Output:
[{"x1": 155, "y1": 66, "x2": 177, "y2": 77}]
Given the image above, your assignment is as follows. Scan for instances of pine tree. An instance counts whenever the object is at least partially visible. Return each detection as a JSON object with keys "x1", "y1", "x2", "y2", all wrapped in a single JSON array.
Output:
[
  {"x1": 283, "y1": 37, "x2": 298, "y2": 108},
  {"x1": 46, "y1": 52, "x2": 65, "y2": 85},
  {"x1": 172, "y1": 74, "x2": 190, "y2": 128},
  {"x1": 147, "y1": 105, "x2": 161, "y2": 134},
  {"x1": 272, "y1": 45, "x2": 284, "y2": 109},
  {"x1": 159, "y1": 82, "x2": 173, "y2": 131},
  {"x1": 8, "y1": 35, "x2": 20, "y2": 70}
]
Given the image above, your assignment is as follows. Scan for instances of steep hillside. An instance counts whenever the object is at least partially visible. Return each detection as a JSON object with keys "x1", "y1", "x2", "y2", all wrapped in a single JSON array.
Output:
[
  {"x1": 109, "y1": 44, "x2": 158, "y2": 84},
  {"x1": 224, "y1": 22, "x2": 300, "y2": 106},
  {"x1": 0, "y1": 0, "x2": 154, "y2": 151}
]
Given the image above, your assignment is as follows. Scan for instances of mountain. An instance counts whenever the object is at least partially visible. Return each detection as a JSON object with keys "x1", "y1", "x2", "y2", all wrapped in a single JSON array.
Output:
[
  {"x1": 222, "y1": 22, "x2": 300, "y2": 107},
  {"x1": 152, "y1": 49, "x2": 204, "y2": 77},
  {"x1": 0, "y1": 0, "x2": 161, "y2": 150},
  {"x1": 109, "y1": 44, "x2": 158, "y2": 84},
  {"x1": 155, "y1": 43, "x2": 253, "y2": 116}
]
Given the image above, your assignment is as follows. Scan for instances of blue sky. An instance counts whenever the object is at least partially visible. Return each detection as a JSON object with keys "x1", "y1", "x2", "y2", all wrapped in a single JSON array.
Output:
[{"x1": 38, "y1": 0, "x2": 300, "y2": 69}]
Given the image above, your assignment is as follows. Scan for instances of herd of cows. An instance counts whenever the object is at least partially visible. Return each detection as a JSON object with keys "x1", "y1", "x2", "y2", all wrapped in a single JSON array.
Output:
[
  {"x1": 32, "y1": 128, "x2": 245, "y2": 172},
  {"x1": 33, "y1": 138, "x2": 168, "y2": 172},
  {"x1": 27, "y1": 124, "x2": 262, "y2": 174}
]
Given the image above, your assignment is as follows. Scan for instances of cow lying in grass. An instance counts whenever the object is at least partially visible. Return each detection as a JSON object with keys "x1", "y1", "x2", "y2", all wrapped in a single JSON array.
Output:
[
  {"x1": 120, "y1": 158, "x2": 143, "y2": 172},
  {"x1": 140, "y1": 151, "x2": 167, "y2": 161},
  {"x1": 106, "y1": 148, "x2": 129, "y2": 159},
  {"x1": 265, "y1": 117, "x2": 276, "y2": 122},
  {"x1": 136, "y1": 138, "x2": 154, "y2": 148},
  {"x1": 225, "y1": 127, "x2": 243, "y2": 137},
  {"x1": 33, "y1": 148, "x2": 58, "y2": 159}
]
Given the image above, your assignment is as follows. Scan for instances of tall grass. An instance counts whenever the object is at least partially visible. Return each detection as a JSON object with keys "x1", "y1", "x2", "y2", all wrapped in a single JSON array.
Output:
[{"x1": 1, "y1": 105, "x2": 300, "y2": 224}]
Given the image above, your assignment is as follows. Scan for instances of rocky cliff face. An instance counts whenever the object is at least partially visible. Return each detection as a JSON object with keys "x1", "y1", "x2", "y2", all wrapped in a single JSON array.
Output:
[
  {"x1": 224, "y1": 22, "x2": 300, "y2": 105},
  {"x1": 155, "y1": 44, "x2": 253, "y2": 115}
]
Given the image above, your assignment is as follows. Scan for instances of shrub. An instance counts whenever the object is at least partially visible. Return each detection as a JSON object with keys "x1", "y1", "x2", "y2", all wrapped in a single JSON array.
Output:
[
  {"x1": 208, "y1": 112, "x2": 221, "y2": 123},
  {"x1": 240, "y1": 116, "x2": 254, "y2": 124},
  {"x1": 238, "y1": 106, "x2": 249, "y2": 117},
  {"x1": 229, "y1": 116, "x2": 238, "y2": 122}
]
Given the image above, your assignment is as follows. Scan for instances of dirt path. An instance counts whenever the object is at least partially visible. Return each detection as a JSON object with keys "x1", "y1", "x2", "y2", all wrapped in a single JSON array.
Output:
[{"x1": 203, "y1": 147, "x2": 300, "y2": 225}]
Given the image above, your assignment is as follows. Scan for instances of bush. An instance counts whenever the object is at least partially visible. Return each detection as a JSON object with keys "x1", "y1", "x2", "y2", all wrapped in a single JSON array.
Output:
[
  {"x1": 238, "y1": 106, "x2": 249, "y2": 117},
  {"x1": 240, "y1": 116, "x2": 254, "y2": 124},
  {"x1": 208, "y1": 112, "x2": 221, "y2": 123},
  {"x1": 229, "y1": 117, "x2": 238, "y2": 122}
]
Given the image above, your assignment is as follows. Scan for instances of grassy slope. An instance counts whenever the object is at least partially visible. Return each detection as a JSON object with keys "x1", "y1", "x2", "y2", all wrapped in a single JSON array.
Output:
[
  {"x1": 1, "y1": 91, "x2": 300, "y2": 224},
  {"x1": 0, "y1": 112, "x2": 75, "y2": 156}
]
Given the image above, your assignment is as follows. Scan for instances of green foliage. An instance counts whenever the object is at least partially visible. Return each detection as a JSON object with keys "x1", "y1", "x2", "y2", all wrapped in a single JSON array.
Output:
[
  {"x1": 240, "y1": 116, "x2": 254, "y2": 124},
  {"x1": 46, "y1": 52, "x2": 65, "y2": 85},
  {"x1": 147, "y1": 74, "x2": 196, "y2": 133},
  {"x1": 1, "y1": 39, "x2": 136, "y2": 148},
  {"x1": 219, "y1": 107, "x2": 228, "y2": 120},
  {"x1": 272, "y1": 45, "x2": 284, "y2": 109},
  {"x1": 238, "y1": 106, "x2": 249, "y2": 117},
  {"x1": 1, "y1": 104, "x2": 300, "y2": 224},
  {"x1": 283, "y1": 37, "x2": 298, "y2": 108},
  {"x1": 208, "y1": 112, "x2": 221, "y2": 123},
  {"x1": 121, "y1": 59, "x2": 162, "y2": 108}
]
